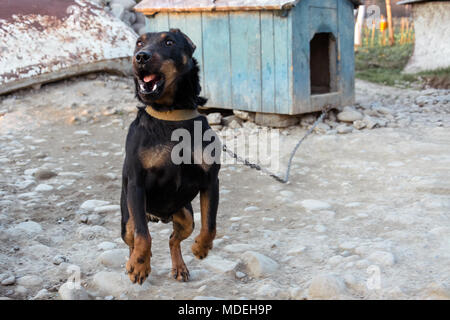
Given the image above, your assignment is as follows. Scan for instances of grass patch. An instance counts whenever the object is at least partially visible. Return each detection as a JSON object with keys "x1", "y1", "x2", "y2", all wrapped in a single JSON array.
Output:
[
  {"x1": 355, "y1": 43, "x2": 416, "y2": 86},
  {"x1": 355, "y1": 43, "x2": 450, "y2": 89}
]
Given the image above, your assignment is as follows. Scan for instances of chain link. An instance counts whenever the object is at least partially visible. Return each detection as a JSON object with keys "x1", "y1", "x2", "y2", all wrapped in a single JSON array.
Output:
[{"x1": 222, "y1": 107, "x2": 329, "y2": 184}]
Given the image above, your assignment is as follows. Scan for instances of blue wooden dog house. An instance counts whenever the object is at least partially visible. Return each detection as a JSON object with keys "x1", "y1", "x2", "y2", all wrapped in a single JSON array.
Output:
[{"x1": 135, "y1": 0, "x2": 360, "y2": 115}]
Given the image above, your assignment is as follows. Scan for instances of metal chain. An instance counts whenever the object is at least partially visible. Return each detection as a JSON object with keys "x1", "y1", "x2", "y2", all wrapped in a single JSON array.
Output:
[{"x1": 222, "y1": 108, "x2": 329, "y2": 184}]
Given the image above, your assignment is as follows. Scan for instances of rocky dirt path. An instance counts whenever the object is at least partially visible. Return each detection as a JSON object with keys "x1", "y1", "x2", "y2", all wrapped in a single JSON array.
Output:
[{"x1": 0, "y1": 75, "x2": 449, "y2": 300}]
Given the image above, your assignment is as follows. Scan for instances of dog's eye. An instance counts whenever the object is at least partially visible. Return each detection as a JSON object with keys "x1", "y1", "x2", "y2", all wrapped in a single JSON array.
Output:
[
  {"x1": 136, "y1": 40, "x2": 143, "y2": 48},
  {"x1": 165, "y1": 39, "x2": 174, "y2": 47}
]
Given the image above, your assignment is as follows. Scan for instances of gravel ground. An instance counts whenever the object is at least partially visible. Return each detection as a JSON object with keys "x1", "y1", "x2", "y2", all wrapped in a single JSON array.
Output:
[{"x1": 0, "y1": 75, "x2": 449, "y2": 300}]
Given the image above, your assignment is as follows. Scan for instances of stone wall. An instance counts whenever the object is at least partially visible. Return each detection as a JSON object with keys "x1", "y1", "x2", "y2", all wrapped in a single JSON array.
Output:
[
  {"x1": 403, "y1": 2, "x2": 450, "y2": 73},
  {"x1": 91, "y1": 0, "x2": 147, "y2": 35}
]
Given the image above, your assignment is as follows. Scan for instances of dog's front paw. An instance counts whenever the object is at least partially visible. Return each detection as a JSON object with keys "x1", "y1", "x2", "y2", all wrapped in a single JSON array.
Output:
[
  {"x1": 126, "y1": 251, "x2": 151, "y2": 285},
  {"x1": 191, "y1": 236, "x2": 213, "y2": 260},
  {"x1": 171, "y1": 263, "x2": 190, "y2": 282}
]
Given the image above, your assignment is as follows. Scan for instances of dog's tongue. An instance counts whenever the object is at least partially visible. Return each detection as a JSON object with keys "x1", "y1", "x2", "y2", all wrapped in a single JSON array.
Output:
[{"x1": 143, "y1": 74, "x2": 156, "y2": 83}]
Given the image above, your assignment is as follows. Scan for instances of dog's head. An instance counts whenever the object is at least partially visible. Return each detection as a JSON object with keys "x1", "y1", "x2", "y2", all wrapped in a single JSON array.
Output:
[{"x1": 133, "y1": 29, "x2": 206, "y2": 110}]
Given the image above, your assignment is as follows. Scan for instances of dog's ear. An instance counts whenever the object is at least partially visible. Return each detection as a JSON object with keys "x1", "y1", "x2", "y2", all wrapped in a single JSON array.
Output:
[{"x1": 170, "y1": 28, "x2": 196, "y2": 56}]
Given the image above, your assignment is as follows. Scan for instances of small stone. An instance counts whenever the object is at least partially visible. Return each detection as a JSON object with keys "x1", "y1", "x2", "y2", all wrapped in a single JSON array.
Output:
[
  {"x1": 203, "y1": 255, "x2": 238, "y2": 274},
  {"x1": 235, "y1": 271, "x2": 246, "y2": 279},
  {"x1": 132, "y1": 22, "x2": 145, "y2": 34},
  {"x1": 242, "y1": 251, "x2": 279, "y2": 278},
  {"x1": 93, "y1": 271, "x2": 150, "y2": 296},
  {"x1": 97, "y1": 241, "x2": 117, "y2": 251},
  {"x1": 77, "y1": 225, "x2": 109, "y2": 239},
  {"x1": 336, "y1": 124, "x2": 353, "y2": 134},
  {"x1": 58, "y1": 282, "x2": 91, "y2": 300},
  {"x1": 34, "y1": 169, "x2": 57, "y2": 180},
  {"x1": 233, "y1": 110, "x2": 255, "y2": 122},
  {"x1": 287, "y1": 246, "x2": 306, "y2": 256},
  {"x1": 35, "y1": 184, "x2": 54, "y2": 192},
  {"x1": 98, "y1": 249, "x2": 129, "y2": 268},
  {"x1": 87, "y1": 213, "x2": 103, "y2": 225},
  {"x1": 339, "y1": 242, "x2": 357, "y2": 250},
  {"x1": 368, "y1": 251, "x2": 396, "y2": 266},
  {"x1": 423, "y1": 283, "x2": 450, "y2": 300},
  {"x1": 221, "y1": 115, "x2": 241, "y2": 127},
  {"x1": 244, "y1": 206, "x2": 259, "y2": 212},
  {"x1": 224, "y1": 244, "x2": 255, "y2": 253},
  {"x1": 256, "y1": 284, "x2": 280, "y2": 298},
  {"x1": 353, "y1": 120, "x2": 366, "y2": 130},
  {"x1": 355, "y1": 259, "x2": 370, "y2": 268},
  {"x1": 308, "y1": 274, "x2": 348, "y2": 300},
  {"x1": 289, "y1": 287, "x2": 305, "y2": 300},
  {"x1": 300, "y1": 114, "x2": 317, "y2": 126},
  {"x1": 10, "y1": 221, "x2": 42, "y2": 236},
  {"x1": 415, "y1": 96, "x2": 433, "y2": 107},
  {"x1": 314, "y1": 122, "x2": 331, "y2": 134},
  {"x1": 363, "y1": 115, "x2": 378, "y2": 129},
  {"x1": 17, "y1": 275, "x2": 43, "y2": 287},
  {"x1": 1, "y1": 276, "x2": 15, "y2": 286},
  {"x1": 80, "y1": 200, "x2": 110, "y2": 211},
  {"x1": 104, "y1": 295, "x2": 115, "y2": 300},
  {"x1": 33, "y1": 289, "x2": 52, "y2": 300},
  {"x1": 211, "y1": 125, "x2": 223, "y2": 131},
  {"x1": 110, "y1": 0, "x2": 136, "y2": 10},
  {"x1": 53, "y1": 255, "x2": 68, "y2": 265},
  {"x1": 79, "y1": 215, "x2": 88, "y2": 224},
  {"x1": 280, "y1": 190, "x2": 295, "y2": 198},
  {"x1": 328, "y1": 255, "x2": 344, "y2": 266},
  {"x1": 228, "y1": 119, "x2": 242, "y2": 129},
  {"x1": 15, "y1": 286, "x2": 28, "y2": 295},
  {"x1": 300, "y1": 199, "x2": 331, "y2": 211},
  {"x1": 206, "y1": 113, "x2": 222, "y2": 125},
  {"x1": 337, "y1": 108, "x2": 363, "y2": 122}
]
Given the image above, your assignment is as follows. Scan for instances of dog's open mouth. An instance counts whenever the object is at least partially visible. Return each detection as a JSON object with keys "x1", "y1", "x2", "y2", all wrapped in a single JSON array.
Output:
[{"x1": 137, "y1": 73, "x2": 165, "y2": 96}]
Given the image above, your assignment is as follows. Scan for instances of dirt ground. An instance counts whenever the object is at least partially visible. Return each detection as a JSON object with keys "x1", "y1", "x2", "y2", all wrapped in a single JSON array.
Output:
[{"x1": 0, "y1": 75, "x2": 449, "y2": 300}]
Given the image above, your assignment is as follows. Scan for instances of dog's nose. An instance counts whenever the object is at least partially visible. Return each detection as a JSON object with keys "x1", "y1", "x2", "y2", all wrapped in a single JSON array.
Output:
[{"x1": 135, "y1": 51, "x2": 151, "y2": 64}]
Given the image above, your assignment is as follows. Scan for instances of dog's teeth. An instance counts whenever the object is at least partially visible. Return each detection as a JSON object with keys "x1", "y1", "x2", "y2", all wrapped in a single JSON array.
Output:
[
  {"x1": 140, "y1": 83, "x2": 146, "y2": 91},
  {"x1": 152, "y1": 84, "x2": 157, "y2": 91}
]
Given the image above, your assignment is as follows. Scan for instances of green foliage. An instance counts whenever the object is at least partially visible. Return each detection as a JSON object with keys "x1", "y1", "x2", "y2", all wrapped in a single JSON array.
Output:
[{"x1": 355, "y1": 43, "x2": 416, "y2": 86}]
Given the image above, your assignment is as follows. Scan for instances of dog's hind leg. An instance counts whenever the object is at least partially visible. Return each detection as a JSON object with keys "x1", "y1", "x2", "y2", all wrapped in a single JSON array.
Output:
[
  {"x1": 169, "y1": 204, "x2": 194, "y2": 282},
  {"x1": 192, "y1": 178, "x2": 219, "y2": 260}
]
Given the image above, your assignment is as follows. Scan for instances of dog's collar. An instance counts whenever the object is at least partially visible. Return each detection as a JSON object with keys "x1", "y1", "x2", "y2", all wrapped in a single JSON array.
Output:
[{"x1": 145, "y1": 106, "x2": 200, "y2": 121}]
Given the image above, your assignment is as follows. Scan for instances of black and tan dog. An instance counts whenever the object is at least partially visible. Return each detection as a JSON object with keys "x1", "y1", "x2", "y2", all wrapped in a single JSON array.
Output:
[{"x1": 120, "y1": 29, "x2": 220, "y2": 284}]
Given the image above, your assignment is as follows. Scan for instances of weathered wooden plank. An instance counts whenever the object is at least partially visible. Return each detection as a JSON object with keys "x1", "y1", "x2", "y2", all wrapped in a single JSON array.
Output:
[
  {"x1": 135, "y1": 0, "x2": 300, "y2": 15},
  {"x1": 291, "y1": 1, "x2": 311, "y2": 114},
  {"x1": 337, "y1": 0, "x2": 355, "y2": 106},
  {"x1": 273, "y1": 14, "x2": 291, "y2": 114},
  {"x1": 260, "y1": 11, "x2": 275, "y2": 113},
  {"x1": 168, "y1": 12, "x2": 188, "y2": 32},
  {"x1": 146, "y1": 12, "x2": 170, "y2": 32},
  {"x1": 172, "y1": 13, "x2": 205, "y2": 93},
  {"x1": 229, "y1": 12, "x2": 261, "y2": 112},
  {"x1": 201, "y1": 12, "x2": 232, "y2": 108},
  {"x1": 308, "y1": 0, "x2": 338, "y2": 39}
]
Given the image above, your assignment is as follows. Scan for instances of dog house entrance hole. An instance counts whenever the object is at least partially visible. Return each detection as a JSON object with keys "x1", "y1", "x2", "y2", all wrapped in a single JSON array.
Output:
[{"x1": 310, "y1": 33, "x2": 337, "y2": 95}]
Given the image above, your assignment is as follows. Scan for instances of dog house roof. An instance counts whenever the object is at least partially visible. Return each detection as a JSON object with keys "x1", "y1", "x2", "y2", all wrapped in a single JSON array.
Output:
[
  {"x1": 135, "y1": 0, "x2": 361, "y2": 15},
  {"x1": 397, "y1": 0, "x2": 442, "y2": 4}
]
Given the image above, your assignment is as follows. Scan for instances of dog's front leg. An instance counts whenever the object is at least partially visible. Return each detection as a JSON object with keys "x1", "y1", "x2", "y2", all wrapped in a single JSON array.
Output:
[
  {"x1": 125, "y1": 177, "x2": 151, "y2": 284},
  {"x1": 192, "y1": 178, "x2": 219, "y2": 259}
]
